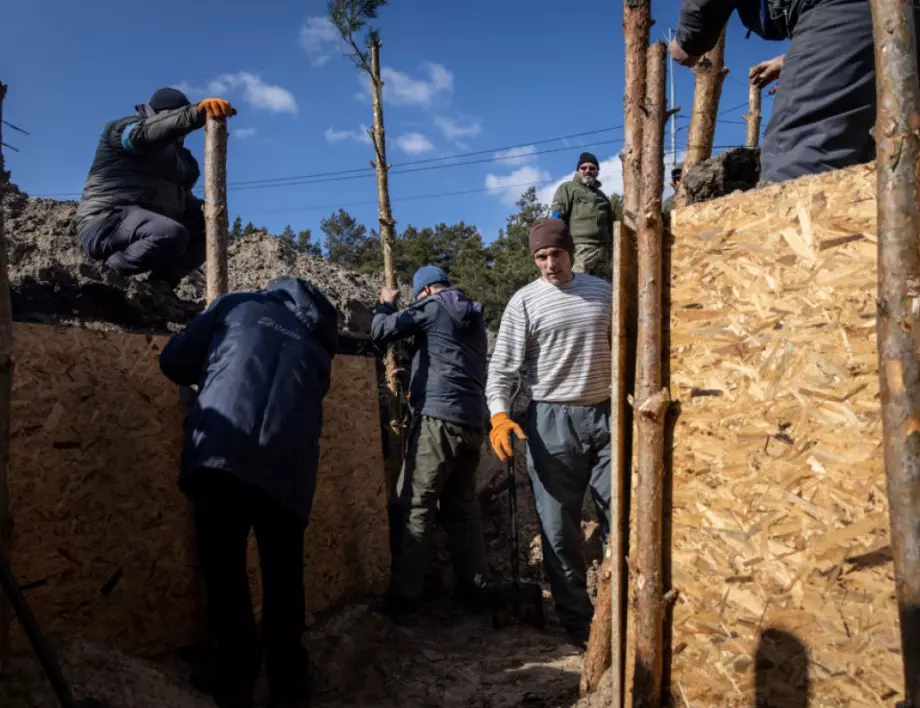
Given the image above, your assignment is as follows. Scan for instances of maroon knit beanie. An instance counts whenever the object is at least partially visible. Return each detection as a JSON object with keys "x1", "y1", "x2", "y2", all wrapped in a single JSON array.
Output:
[{"x1": 530, "y1": 218, "x2": 574, "y2": 257}]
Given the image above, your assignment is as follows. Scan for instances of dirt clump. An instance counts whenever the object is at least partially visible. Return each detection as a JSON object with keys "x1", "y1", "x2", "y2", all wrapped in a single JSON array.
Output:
[
  {"x1": 681, "y1": 147, "x2": 761, "y2": 206},
  {"x1": 2, "y1": 185, "x2": 379, "y2": 334}
]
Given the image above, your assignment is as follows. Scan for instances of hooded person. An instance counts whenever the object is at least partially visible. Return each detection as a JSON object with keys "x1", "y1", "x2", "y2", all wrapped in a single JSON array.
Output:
[
  {"x1": 549, "y1": 152, "x2": 613, "y2": 280},
  {"x1": 159, "y1": 277, "x2": 338, "y2": 708},
  {"x1": 75, "y1": 87, "x2": 237, "y2": 285},
  {"x1": 369, "y1": 265, "x2": 492, "y2": 618}
]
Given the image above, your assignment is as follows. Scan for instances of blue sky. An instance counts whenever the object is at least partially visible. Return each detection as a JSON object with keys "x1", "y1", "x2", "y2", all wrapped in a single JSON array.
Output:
[{"x1": 2, "y1": 0, "x2": 787, "y2": 244}]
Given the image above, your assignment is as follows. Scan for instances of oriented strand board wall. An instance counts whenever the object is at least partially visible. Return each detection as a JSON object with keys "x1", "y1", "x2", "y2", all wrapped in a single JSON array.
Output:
[
  {"x1": 663, "y1": 164, "x2": 903, "y2": 706},
  {"x1": 8, "y1": 324, "x2": 387, "y2": 656}
]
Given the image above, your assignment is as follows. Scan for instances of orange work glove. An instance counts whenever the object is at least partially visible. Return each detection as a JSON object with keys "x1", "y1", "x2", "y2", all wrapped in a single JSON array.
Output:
[
  {"x1": 489, "y1": 412, "x2": 526, "y2": 462},
  {"x1": 197, "y1": 98, "x2": 237, "y2": 119}
]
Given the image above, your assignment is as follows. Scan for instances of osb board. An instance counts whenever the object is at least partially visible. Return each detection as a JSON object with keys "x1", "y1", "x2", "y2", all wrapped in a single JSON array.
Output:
[
  {"x1": 658, "y1": 163, "x2": 903, "y2": 706},
  {"x1": 8, "y1": 324, "x2": 388, "y2": 656}
]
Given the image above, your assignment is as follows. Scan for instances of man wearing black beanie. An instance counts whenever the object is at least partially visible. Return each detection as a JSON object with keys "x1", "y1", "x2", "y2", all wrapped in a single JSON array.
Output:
[
  {"x1": 549, "y1": 152, "x2": 613, "y2": 280},
  {"x1": 74, "y1": 87, "x2": 237, "y2": 285}
]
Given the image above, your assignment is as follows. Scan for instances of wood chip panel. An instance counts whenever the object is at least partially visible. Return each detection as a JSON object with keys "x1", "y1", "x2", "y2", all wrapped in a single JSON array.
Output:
[
  {"x1": 8, "y1": 324, "x2": 387, "y2": 656},
  {"x1": 661, "y1": 164, "x2": 902, "y2": 706}
]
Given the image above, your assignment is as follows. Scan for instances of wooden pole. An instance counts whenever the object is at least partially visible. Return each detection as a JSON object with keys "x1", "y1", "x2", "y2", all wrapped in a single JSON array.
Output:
[
  {"x1": 0, "y1": 80, "x2": 15, "y2": 675},
  {"x1": 369, "y1": 38, "x2": 404, "y2": 491},
  {"x1": 203, "y1": 116, "x2": 229, "y2": 304},
  {"x1": 632, "y1": 42, "x2": 670, "y2": 708},
  {"x1": 621, "y1": 0, "x2": 651, "y2": 229},
  {"x1": 744, "y1": 79, "x2": 762, "y2": 149},
  {"x1": 677, "y1": 27, "x2": 728, "y2": 206},
  {"x1": 869, "y1": 2, "x2": 920, "y2": 704}
]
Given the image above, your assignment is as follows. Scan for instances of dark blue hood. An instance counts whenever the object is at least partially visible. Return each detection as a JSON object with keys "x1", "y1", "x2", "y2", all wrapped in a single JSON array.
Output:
[
  {"x1": 265, "y1": 277, "x2": 339, "y2": 358},
  {"x1": 433, "y1": 288, "x2": 484, "y2": 330}
]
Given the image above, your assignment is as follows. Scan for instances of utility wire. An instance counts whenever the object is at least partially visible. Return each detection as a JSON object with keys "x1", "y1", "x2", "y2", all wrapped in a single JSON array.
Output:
[{"x1": 2, "y1": 120, "x2": 29, "y2": 136}]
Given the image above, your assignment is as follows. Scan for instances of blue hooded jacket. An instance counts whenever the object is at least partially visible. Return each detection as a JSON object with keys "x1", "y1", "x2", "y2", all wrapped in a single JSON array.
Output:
[
  {"x1": 371, "y1": 287, "x2": 488, "y2": 429},
  {"x1": 159, "y1": 278, "x2": 339, "y2": 523}
]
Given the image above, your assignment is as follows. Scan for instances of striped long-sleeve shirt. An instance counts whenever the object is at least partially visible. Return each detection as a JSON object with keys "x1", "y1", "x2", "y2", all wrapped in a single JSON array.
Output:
[{"x1": 486, "y1": 274, "x2": 612, "y2": 415}]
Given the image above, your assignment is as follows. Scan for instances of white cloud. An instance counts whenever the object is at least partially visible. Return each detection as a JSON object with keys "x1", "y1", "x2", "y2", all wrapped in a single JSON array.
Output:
[
  {"x1": 434, "y1": 116, "x2": 482, "y2": 141},
  {"x1": 485, "y1": 165, "x2": 552, "y2": 206},
  {"x1": 175, "y1": 72, "x2": 297, "y2": 114},
  {"x1": 494, "y1": 145, "x2": 537, "y2": 166},
  {"x1": 395, "y1": 132, "x2": 435, "y2": 155},
  {"x1": 233, "y1": 127, "x2": 258, "y2": 139},
  {"x1": 380, "y1": 62, "x2": 453, "y2": 107},
  {"x1": 299, "y1": 16, "x2": 340, "y2": 67},
  {"x1": 324, "y1": 125, "x2": 373, "y2": 146},
  {"x1": 536, "y1": 154, "x2": 626, "y2": 207}
]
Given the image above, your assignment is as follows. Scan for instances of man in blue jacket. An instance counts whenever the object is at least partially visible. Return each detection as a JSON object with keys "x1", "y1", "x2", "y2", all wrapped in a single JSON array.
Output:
[
  {"x1": 370, "y1": 265, "x2": 491, "y2": 617},
  {"x1": 160, "y1": 277, "x2": 338, "y2": 708},
  {"x1": 75, "y1": 87, "x2": 236, "y2": 284},
  {"x1": 670, "y1": 0, "x2": 920, "y2": 184}
]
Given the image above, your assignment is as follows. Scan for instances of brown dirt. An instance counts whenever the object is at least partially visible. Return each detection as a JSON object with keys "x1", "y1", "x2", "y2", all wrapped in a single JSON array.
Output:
[
  {"x1": 2, "y1": 184, "x2": 380, "y2": 334},
  {"x1": 681, "y1": 147, "x2": 761, "y2": 206}
]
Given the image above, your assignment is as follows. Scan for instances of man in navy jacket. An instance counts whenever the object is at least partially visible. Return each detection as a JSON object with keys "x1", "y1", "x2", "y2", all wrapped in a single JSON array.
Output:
[
  {"x1": 160, "y1": 277, "x2": 338, "y2": 708},
  {"x1": 371, "y1": 265, "x2": 491, "y2": 616}
]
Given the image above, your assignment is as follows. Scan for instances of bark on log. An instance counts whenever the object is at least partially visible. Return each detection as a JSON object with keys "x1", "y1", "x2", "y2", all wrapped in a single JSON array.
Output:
[
  {"x1": 369, "y1": 38, "x2": 404, "y2": 491},
  {"x1": 621, "y1": 0, "x2": 651, "y2": 229},
  {"x1": 204, "y1": 116, "x2": 229, "y2": 304},
  {"x1": 677, "y1": 27, "x2": 728, "y2": 206},
  {"x1": 632, "y1": 42, "x2": 670, "y2": 708},
  {"x1": 745, "y1": 80, "x2": 762, "y2": 149},
  {"x1": 869, "y1": 2, "x2": 920, "y2": 704},
  {"x1": 580, "y1": 555, "x2": 613, "y2": 697},
  {"x1": 0, "y1": 81, "x2": 15, "y2": 674}
]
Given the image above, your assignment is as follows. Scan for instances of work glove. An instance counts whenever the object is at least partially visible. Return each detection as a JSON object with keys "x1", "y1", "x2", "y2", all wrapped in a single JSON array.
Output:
[
  {"x1": 197, "y1": 98, "x2": 237, "y2": 119},
  {"x1": 489, "y1": 412, "x2": 526, "y2": 462}
]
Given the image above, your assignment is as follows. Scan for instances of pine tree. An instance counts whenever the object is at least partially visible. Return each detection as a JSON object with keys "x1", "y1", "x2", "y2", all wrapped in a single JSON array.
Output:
[
  {"x1": 297, "y1": 229, "x2": 323, "y2": 257},
  {"x1": 230, "y1": 216, "x2": 243, "y2": 240}
]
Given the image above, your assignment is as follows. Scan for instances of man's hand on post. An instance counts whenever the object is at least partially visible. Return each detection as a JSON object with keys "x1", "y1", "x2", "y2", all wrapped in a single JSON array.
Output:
[
  {"x1": 668, "y1": 39, "x2": 699, "y2": 68},
  {"x1": 198, "y1": 98, "x2": 237, "y2": 119},
  {"x1": 380, "y1": 287, "x2": 400, "y2": 305},
  {"x1": 749, "y1": 55, "x2": 784, "y2": 89}
]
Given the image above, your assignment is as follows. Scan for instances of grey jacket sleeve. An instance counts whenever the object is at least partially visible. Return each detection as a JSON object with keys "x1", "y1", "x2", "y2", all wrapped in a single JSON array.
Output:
[
  {"x1": 113, "y1": 104, "x2": 205, "y2": 155},
  {"x1": 675, "y1": 0, "x2": 736, "y2": 57}
]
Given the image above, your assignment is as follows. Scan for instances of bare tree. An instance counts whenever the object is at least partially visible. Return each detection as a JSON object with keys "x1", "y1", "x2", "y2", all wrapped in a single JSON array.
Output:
[
  {"x1": 632, "y1": 42, "x2": 671, "y2": 708},
  {"x1": 329, "y1": 0, "x2": 404, "y2": 488},
  {"x1": 744, "y1": 79, "x2": 762, "y2": 149},
  {"x1": 869, "y1": 1, "x2": 920, "y2": 704},
  {"x1": 621, "y1": 0, "x2": 651, "y2": 227},
  {"x1": 677, "y1": 27, "x2": 728, "y2": 206},
  {"x1": 204, "y1": 116, "x2": 229, "y2": 303}
]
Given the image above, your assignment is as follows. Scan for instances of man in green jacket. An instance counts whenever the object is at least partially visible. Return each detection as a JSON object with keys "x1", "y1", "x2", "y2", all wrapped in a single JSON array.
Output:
[{"x1": 550, "y1": 152, "x2": 613, "y2": 279}]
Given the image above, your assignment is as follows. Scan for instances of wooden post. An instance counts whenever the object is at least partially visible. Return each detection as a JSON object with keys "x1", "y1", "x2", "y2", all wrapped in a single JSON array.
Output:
[
  {"x1": 369, "y1": 37, "x2": 404, "y2": 489},
  {"x1": 677, "y1": 27, "x2": 728, "y2": 206},
  {"x1": 621, "y1": 0, "x2": 651, "y2": 228},
  {"x1": 744, "y1": 79, "x2": 762, "y2": 149},
  {"x1": 869, "y1": 2, "x2": 920, "y2": 705},
  {"x1": 204, "y1": 116, "x2": 229, "y2": 304},
  {"x1": 632, "y1": 42, "x2": 670, "y2": 708},
  {"x1": 0, "y1": 81, "x2": 15, "y2": 675}
]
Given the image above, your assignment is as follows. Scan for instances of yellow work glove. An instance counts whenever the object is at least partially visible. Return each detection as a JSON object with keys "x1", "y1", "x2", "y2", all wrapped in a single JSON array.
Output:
[
  {"x1": 197, "y1": 98, "x2": 237, "y2": 119},
  {"x1": 489, "y1": 412, "x2": 526, "y2": 462}
]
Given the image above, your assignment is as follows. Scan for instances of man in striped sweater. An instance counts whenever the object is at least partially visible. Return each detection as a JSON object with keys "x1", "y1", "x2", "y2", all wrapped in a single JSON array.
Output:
[{"x1": 486, "y1": 218, "x2": 612, "y2": 648}]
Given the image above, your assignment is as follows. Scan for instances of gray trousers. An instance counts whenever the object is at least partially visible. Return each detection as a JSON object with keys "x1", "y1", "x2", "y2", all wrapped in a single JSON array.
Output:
[
  {"x1": 573, "y1": 242, "x2": 612, "y2": 281},
  {"x1": 389, "y1": 416, "x2": 489, "y2": 601},
  {"x1": 81, "y1": 200, "x2": 206, "y2": 280},
  {"x1": 761, "y1": 0, "x2": 920, "y2": 183},
  {"x1": 525, "y1": 400, "x2": 611, "y2": 629}
]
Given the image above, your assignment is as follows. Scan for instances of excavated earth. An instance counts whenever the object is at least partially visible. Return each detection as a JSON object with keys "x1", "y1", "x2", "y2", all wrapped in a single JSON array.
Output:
[
  {"x1": 0, "y1": 189, "x2": 611, "y2": 707},
  {"x1": 681, "y1": 146, "x2": 761, "y2": 206}
]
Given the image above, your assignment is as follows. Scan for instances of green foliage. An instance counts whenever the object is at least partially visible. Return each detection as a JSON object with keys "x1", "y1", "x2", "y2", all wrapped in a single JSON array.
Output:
[
  {"x1": 242, "y1": 221, "x2": 257, "y2": 237},
  {"x1": 298, "y1": 228, "x2": 323, "y2": 257},
  {"x1": 230, "y1": 216, "x2": 243, "y2": 241},
  {"x1": 279, "y1": 224, "x2": 296, "y2": 248},
  {"x1": 321, "y1": 209, "x2": 374, "y2": 271},
  {"x1": 328, "y1": 0, "x2": 389, "y2": 71}
]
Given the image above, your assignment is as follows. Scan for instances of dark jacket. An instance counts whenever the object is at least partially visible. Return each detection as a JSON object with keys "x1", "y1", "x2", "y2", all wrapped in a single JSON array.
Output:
[
  {"x1": 370, "y1": 287, "x2": 488, "y2": 429},
  {"x1": 550, "y1": 176, "x2": 613, "y2": 244},
  {"x1": 74, "y1": 103, "x2": 205, "y2": 234},
  {"x1": 676, "y1": 0, "x2": 802, "y2": 57},
  {"x1": 159, "y1": 278, "x2": 339, "y2": 524}
]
